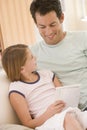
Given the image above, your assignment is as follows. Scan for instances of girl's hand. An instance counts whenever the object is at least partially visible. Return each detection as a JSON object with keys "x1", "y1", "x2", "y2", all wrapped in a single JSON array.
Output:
[{"x1": 46, "y1": 100, "x2": 65, "y2": 117}]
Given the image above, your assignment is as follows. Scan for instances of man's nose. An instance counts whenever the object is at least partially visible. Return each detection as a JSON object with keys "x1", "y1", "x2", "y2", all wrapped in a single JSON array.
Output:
[{"x1": 45, "y1": 27, "x2": 53, "y2": 35}]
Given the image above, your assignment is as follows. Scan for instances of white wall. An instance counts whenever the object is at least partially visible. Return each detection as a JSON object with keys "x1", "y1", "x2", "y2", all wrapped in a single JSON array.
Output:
[{"x1": 64, "y1": 0, "x2": 87, "y2": 31}]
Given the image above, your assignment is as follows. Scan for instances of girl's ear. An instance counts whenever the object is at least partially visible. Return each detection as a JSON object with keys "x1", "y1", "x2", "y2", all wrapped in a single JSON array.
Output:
[{"x1": 20, "y1": 66, "x2": 24, "y2": 74}]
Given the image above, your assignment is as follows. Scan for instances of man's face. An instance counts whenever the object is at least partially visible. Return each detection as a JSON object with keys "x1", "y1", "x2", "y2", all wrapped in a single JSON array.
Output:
[{"x1": 35, "y1": 11, "x2": 64, "y2": 45}]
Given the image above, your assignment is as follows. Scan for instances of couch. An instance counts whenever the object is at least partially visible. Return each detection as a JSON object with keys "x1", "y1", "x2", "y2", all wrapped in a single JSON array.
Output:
[{"x1": 0, "y1": 67, "x2": 33, "y2": 130}]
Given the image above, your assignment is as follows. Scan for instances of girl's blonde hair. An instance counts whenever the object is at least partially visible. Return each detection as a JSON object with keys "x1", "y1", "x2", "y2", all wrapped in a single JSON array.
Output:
[{"x1": 2, "y1": 44, "x2": 28, "y2": 81}]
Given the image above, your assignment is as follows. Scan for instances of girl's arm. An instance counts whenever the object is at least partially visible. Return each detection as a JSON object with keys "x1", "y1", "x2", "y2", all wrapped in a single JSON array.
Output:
[
  {"x1": 9, "y1": 93, "x2": 65, "y2": 129},
  {"x1": 53, "y1": 75, "x2": 62, "y2": 87}
]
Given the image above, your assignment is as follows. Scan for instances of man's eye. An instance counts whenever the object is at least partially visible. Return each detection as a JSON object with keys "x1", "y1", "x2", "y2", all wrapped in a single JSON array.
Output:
[
  {"x1": 39, "y1": 26, "x2": 45, "y2": 29},
  {"x1": 50, "y1": 24, "x2": 56, "y2": 27}
]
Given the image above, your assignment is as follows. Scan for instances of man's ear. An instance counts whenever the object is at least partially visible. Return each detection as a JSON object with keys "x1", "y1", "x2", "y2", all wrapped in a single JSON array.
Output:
[{"x1": 59, "y1": 13, "x2": 64, "y2": 23}]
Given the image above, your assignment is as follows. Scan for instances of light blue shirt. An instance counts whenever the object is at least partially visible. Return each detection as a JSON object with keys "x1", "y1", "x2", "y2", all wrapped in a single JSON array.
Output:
[{"x1": 30, "y1": 31, "x2": 87, "y2": 110}]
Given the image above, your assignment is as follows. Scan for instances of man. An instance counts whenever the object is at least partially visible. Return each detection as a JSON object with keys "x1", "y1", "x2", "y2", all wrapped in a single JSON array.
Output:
[{"x1": 30, "y1": 0, "x2": 87, "y2": 111}]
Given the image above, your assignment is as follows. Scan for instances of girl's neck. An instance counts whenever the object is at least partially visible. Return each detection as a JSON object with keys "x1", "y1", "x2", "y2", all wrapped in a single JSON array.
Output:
[{"x1": 21, "y1": 72, "x2": 38, "y2": 83}]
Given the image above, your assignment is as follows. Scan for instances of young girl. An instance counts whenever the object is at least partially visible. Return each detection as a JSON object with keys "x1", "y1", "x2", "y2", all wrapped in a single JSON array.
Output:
[{"x1": 2, "y1": 44, "x2": 87, "y2": 130}]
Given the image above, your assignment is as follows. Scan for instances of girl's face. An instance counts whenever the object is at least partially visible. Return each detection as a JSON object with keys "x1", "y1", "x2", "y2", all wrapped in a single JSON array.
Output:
[{"x1": 21, "y1": 50, "x2": 37, "y2": 74}]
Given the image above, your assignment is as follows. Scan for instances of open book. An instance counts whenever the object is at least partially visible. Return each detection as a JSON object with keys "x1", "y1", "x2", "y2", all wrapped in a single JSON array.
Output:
[{"x1": 55, "y1": 84, "x2": 80, "y2": 109}]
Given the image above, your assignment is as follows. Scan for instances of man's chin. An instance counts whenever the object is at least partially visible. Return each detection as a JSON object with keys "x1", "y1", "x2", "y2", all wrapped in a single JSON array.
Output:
[
  {"x1": 44, "y1": 36, "x2": 58, "y2": 45},
  {"x1": 45, "y1": 40, "x2": 57, "y2": 45}
]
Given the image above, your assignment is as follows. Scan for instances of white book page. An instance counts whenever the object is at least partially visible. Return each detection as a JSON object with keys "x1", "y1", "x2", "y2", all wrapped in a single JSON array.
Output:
[{"x1": 55, "y1": 84, "x2": 80, "y2": 109}]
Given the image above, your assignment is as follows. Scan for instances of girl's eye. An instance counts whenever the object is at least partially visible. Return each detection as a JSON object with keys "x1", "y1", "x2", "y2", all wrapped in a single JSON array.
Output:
[{"x1": 31, "y1": 55, "x2": 34, "y2": 59}]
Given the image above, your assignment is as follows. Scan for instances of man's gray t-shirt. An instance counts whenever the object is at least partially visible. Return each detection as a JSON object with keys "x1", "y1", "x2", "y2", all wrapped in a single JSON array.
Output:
[{"x1": 30, "y1": 31, "x2": 87, "y2": 110}]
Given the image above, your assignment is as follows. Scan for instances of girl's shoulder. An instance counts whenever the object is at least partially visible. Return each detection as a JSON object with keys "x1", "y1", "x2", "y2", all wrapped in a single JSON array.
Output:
[{"x1": 37, "y1": 69, "x2": 54, "y2": 79}]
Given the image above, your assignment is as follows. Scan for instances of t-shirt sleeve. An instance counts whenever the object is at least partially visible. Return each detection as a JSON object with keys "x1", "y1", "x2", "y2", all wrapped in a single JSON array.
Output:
[
  {"x1": 38, "y1": 69, "x2": 55, "y2": 81},
  {"x1": 9, "y1": 82, "x2": 25, "y2": 97}
]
